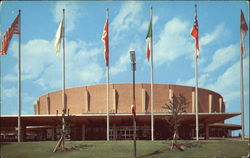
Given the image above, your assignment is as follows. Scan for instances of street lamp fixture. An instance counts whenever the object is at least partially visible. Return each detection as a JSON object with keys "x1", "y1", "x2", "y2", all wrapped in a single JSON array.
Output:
[
  {"x1": 130, "y1": 50, "x2": 136, "y2": 71},
  {"x1": 129, "y1": 50, "x2": 136, "y2": 158}
]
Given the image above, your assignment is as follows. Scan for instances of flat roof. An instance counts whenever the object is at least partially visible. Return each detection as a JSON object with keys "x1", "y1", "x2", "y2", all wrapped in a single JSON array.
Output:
[{"x1": 0, "y1": 113, "x2": 240, "y2": 129}]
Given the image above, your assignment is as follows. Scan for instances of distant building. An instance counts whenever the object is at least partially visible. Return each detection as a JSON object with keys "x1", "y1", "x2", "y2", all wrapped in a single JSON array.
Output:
[{"x1": 0, "y1": 83, "x2": 241, "y2": 141}]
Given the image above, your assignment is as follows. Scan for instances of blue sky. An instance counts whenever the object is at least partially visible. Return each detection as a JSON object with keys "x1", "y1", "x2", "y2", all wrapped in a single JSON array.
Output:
[{"x1": 0, "y1": 1, "x2": 249, "y2": 136}]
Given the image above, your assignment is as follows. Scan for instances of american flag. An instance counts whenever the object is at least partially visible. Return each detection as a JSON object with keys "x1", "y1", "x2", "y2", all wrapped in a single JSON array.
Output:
[
  {"x1": 190, "y1": 6, "x2": 199, "y2": 58},
  {"x1": 0, "y1": 14, "x2": 20, "y2": 55}
]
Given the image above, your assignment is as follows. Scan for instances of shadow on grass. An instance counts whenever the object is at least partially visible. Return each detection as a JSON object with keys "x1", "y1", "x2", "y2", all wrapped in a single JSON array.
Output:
[
  {"x1": 53, "y1": 144, "x2": 94, "y2": 153},
  {"x1": 184, "y1": 141, "x2": 204, "y2": 148},
  {"x1": 0, "y1": 142, "x2": 11, "y2": 146},
  {"x1": 138, "y1": 150, "x2": 164, "y2": 158},
  {"x1": 161, "y1": 141, "x2": 204, "y2": 149},
  {"x1": 137, "y1": 141, "x2": 205, "y2": 158},
  {"x1": 75, "y1": 144, "x2": 94, "y2": 150},
  {"x1": 138, "y1": 142, "x2": 204, "y2": 158}
]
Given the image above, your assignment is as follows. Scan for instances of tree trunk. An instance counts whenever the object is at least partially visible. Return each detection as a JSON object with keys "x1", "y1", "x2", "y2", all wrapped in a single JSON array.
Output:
[{"x1": 171, "y1": 130, "x2": 177, "y2": 150}]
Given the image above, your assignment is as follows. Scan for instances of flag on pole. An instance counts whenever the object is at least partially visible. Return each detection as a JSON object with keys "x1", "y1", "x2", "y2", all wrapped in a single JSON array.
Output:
[
  {"x1": 146, "y1": 17, "x2": 152, "y2": 61},
  {"x1": 54, "y1": 19, "x2": 64, "y2": 56},
  {"x1": 131, "y1": 100, "x2": 136, "y2": 115},
  {"x1": 240, "y1": 10, "x2": 248, "y2": 57},
  {"x1": 191, "y1": 11, "x2": 199, "y2": 58},
  {"x1": 0, "y1": 14, "x2": 20, "y2": 55},
  {"x1": 102, "y1": 19, "x2": 109, "y2": 66}
]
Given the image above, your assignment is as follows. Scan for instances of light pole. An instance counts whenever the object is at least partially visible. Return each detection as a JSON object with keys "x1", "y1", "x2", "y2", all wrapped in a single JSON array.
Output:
[{"x1": 130, "y1": 50, "x2": 136, "y2": 158}]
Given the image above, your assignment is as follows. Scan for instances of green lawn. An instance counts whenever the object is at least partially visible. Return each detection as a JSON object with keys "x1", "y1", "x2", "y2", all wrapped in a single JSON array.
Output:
[{"x1": 0, "y1": 140, "x2": 248, "y2": 158}]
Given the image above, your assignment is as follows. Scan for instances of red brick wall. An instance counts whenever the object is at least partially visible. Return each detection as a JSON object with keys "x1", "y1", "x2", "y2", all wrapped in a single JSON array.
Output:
[{"x1": 36, "y1": 84, "x2": 224, "y2": 115}]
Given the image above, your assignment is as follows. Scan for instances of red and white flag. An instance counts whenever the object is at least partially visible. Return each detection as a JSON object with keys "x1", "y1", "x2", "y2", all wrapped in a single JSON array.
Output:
[
  {"x1": 0, "y1": 14, "x2": 20, "y2": 55},
  {"x1": 191, "y1": 12, "x2": 199, "y2": 58},
  {"x1": 102, "y1": 19, "x2": 109, "y2": 66},
  {"x1": 240, "y1": 10, "x2": 248, "y2": 57}
]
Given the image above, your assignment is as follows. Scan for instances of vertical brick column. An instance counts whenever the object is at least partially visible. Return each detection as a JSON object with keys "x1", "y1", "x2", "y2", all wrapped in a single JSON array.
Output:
[
  {"x1": 209, "y1": 94, "x2": 212, "y2": 113},
  {"x1": 219, "y1": 98, "x2": 222, "y2": 113},
  {"x1": 37, "y1": 99, "x2": 40, "y2": 115},
  {"x1": 84, "y1": 90, "x2": 89, "y2": 113},
  {"x1": 46, "y1": 94, "x2": 50, "y2": 114},
  {"x1": 142, "y1": 88, "x2": 146, "y2": 113},
  {"x1": 113, "y1": 89, "x2": 117, "y2": 113},
  {"x1": 192, "y1": 91, "x2": 195, "y2": 113}
]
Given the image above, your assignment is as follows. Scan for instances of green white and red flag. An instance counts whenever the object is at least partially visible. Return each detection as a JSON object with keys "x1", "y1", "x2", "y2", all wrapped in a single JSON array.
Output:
[{"x1": 146, "y1": 17, "x2": 152, "y2": 61}]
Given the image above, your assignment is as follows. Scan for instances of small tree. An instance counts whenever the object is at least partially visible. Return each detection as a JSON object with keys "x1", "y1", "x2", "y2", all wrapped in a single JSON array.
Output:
[{"x1": 162, "y1": 94, "x2": 188, "y2": 149}]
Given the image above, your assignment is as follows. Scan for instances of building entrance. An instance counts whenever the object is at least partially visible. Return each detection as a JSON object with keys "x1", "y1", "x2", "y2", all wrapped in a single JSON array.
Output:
[{"x1": 109, "y1": 126, "x2": 151, "y2": 140}]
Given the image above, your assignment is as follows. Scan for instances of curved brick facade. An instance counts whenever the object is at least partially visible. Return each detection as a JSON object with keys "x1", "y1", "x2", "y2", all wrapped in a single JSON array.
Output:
[{"x1": 35, "y1": 83, "x2": 225, "y2": 115}]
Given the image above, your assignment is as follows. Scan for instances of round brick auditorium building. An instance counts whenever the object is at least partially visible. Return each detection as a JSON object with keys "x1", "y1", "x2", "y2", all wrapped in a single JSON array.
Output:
[{"x1": 0, "y1": 83, "x2": 241, "y2": 141}]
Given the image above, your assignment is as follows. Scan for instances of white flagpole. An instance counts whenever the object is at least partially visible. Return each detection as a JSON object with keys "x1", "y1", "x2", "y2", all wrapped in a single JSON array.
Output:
[
  {"x1": 62, "y1": 8, "x2": 66, "y2": 147},
  {"x1": 195, "y1": 52, "x2": 199, "y2": 141},
  {"x1": 18, "y1": 9, "x2": 22, "y2": 143},
  {"x1": 106, "y1": 8, "x2": 110, "y2": 141},
  {"x1": 240, "y1": 47, "x2": 244, "y2": 140},
  {"x1": 150, "y1": 7, "x2": 154, "y2": 141},
  {"x1": 194, "y1": 5, "x2": 199, "y2": 142}
]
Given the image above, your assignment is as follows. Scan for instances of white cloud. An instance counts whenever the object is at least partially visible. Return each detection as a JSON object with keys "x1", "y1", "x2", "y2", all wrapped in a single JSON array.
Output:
[
  {"x1": 154, "y1": 17, "x2": 193, "y2": 66},
  {"x1": 200, "y1": 24, "x2": 225, "y2": 48},
  {"x1": 53, "y1": 2, "x2": 81, "y2": 33},
  {"x1": 206, "y1": 57, "x2": 249, "y2": 102},
  {"x1": 140, "y1": 15, "x2": 159, "y2": 31},
  {"x1": 7, "y1": 38, "x2": 104, "y2": 90},
  {"x1": 190, "y1": 57, "x2": 207, "y2": 69},
  {"x1": 110, "y1": 41, "x2": 142, "y2": 76},
  {"x1": 8, "y1": 39, "x2": 57, "y2": 81},
  {"x1": 110, "y1": 52, "x2": 130, "y2": 75},
  {"x1": 110, "y1": 1, "x2": 143, "y2": 43},
  {"x1": 176, "y1": 77, "x2": 194, "y2": 87},
  {"x1": 2, "y1": 87, "x2": 17, "y2": 98},
  {"x1": 3, "y1": 74, "x2": 17, "y2": 82},
  {"x1": 176, "y1": 73, "x2": 210, "y2": 88},
  {"x1": 204, "y1": 44, "x2": 238, "y2": 72},
  {"x1": 176, "y1": 57, "x2": 249, "y2": 111},
  {"x1": 23, "y1": 93, "x2": 35, "y2": 103}
]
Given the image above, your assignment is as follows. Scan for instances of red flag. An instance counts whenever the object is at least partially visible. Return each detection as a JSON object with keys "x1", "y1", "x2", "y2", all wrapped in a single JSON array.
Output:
[
  {"x1": 102, "y1": 19, "x2": 109, "y2": 66},
  {"x1": 131, "y1": 100, "x2": 136, "y2": 115},
  {"x1": 240, "y1": 10, "x2": 248, "y2": 57},
  {"x1": 0, "y1": 14, "x2": 20, "y2": 55},
  {"x1": 191, "y1": 12, "x2": 199, "y2": 58}
]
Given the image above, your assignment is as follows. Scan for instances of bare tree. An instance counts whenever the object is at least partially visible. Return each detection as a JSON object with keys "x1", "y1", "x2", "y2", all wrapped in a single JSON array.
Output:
[{"x1": 162, "y1": 94, "x2": 188, "y2": 150}]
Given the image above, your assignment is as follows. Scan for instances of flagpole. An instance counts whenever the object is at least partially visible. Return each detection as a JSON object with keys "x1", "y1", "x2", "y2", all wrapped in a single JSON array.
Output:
[
  {"x1": 62, "y1": 8, "x2": 66, "y2": 147},
  {"x1": 195, "y1": 51, "x2": 199, "y2": 141},
  {"x1": 0, "y1": 5, "x2": 1, "y2": 115},
  {"x1": 240, "y1": 46, "x2": 244, "y2": 140},
  {"x1": 18, "y1": 9, "x2": 22, "y2": 143},
  {"x1": 106, "y1": 8, "x2": 110, "y2": 141},
  {"x1": 239, "y1": 10, "x2": 247, "y2": 141},
  {"x1": 194, "y1": 5, "x2": 199, "y2": 142},
  {"x1": 150, "y1": 7, "x2": 154, "y2": 141}
]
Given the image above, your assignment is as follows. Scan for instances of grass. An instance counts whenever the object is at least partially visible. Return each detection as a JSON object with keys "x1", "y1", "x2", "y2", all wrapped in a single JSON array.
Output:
[{"x1": 0, "y1": 140, "x2": 248, "y2": 158}]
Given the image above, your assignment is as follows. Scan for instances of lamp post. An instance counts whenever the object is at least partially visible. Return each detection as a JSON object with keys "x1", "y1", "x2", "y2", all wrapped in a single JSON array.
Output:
[{"x1": 130, "y1": 50, "x2": 136, "y2": 158}]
